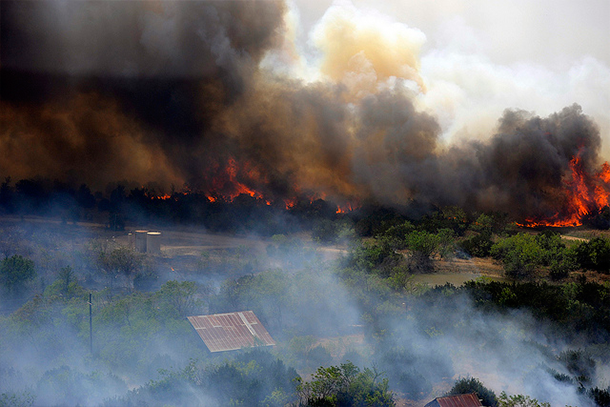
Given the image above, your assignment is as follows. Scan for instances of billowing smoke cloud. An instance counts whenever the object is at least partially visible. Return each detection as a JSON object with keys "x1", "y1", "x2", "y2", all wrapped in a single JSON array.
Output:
[
  {"x1": 1, "y1": 0, "x2": 608, "y2": 217},
  {"x1": 1, "y1": 0, "x2": 288, "y2": 189}
]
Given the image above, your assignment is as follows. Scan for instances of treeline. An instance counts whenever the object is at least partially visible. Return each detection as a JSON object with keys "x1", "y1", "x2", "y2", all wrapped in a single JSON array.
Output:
[
  {"x1": 0, "y1": 176, "x2": 345, "y2": 234},
  {"x1": 344, "y1": 206, "x2": 610, "y2": 279},
  {"x1": 2, "y1": 176, "x2": 609, "y2": 237}
]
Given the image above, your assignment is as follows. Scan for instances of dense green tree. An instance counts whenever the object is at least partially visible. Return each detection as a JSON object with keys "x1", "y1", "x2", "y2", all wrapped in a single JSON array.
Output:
[
  {"x1": 490, "y1": 233, "x2": 544, "y2": 279},
  {"x1": 404, "y1": 230, "x2": 443, "y2": 272},
  {"x1": 532, "y1": 231, "x2": 578, "y2": 279},
  {"x1": 87, "y1": 241, "x2": 145, "y2": 288},
  {"x1": 377, "y1": 221, "x2": 414, "y2": 250},
  {"x1": 155, "y1": 280, "x2": 206, "y2": 317},
  {"x1": 36, "y1": 366, "x2": 126, "y2": 406},
  {"x1": 109, "y1": 352, "x2": 299, "y2": 407},
  {"x1": 0, "y1": 255, "x2": 35, "y2": 294},
  {"x1": 575, "y1": 237, "x2": 610, "y2": 272},
  {"x1": 347, "y1": 241, "x2": 399, "y2": 274},
  {"x1": 57, "y1": 266, "x2": 75, "y2": 295},
  {"x1": 294, "y1": 362, "x2": 394, "y2": 407},
  {"x1": 459, "y1": 232, "x2": 493, "y2": 258},
  {"x1": 497, "y1": 392, "x2": 550, "y2": 407},
  {"x1": 214, "y1": 270, "x2": 290, "y2": 331},
  {"x1": 418, "y1": 207, "x2": 468, "y2": 236},
  {"x1": 557, "y1": 349, "x2": 596, "y2": 384},
  {"x1": 43, "y1": 267, "x2": 86, "y2": 302},
  {"x1": 448, "y1": 377, "x2": 498, "y2": 407},
  {"x1": 312, "y1": 219, "x2": 341, "y2": 244}
]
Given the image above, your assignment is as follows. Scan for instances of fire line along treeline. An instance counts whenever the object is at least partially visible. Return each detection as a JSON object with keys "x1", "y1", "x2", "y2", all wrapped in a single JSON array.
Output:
[{"x1": 1, "y1": 1, "x2": 608, "y2": 226}]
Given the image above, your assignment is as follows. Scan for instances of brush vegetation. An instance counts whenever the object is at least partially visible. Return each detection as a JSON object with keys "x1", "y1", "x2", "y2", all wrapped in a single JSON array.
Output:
[{"x1": 0, "y1": 205, "x2": 609, "y2": 406}]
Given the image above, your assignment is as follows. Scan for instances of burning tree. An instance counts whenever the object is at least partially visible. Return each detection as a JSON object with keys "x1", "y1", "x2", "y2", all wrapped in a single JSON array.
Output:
[{"x1": 519, "y1": 151, "x2": 610, "y2": 228}]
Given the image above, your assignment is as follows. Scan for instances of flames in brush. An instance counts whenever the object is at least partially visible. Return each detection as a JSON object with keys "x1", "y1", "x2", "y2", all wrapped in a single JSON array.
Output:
[
  {"x1": 145, "y1": 147, "x2": 608, "y2": 226},
  {"x1": 519, "y1": 150, "x2": 610, "y2": 227},
  {"x1": 208, "y1": 158, "x2": 267, "y2": 203},
  {"x1": 147, "y1": 158, "x2": 360, "y2": 213}
]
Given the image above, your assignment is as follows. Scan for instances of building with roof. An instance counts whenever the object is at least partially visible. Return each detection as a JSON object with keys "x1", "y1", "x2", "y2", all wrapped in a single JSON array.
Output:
[
  {"x1": 187, "y1": 311, "x2": 276, "y2": 353},
  {"x1": 424, "y1": 393, "x2": 483, "y2": 407}
]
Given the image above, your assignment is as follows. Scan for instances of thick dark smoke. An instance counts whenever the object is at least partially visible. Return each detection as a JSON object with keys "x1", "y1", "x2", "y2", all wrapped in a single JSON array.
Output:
[
  {"x1": 1, "y1": 0, "x2": 287, "y2": 189},
  {"x1": 1, "y1": 1, "x2": 607, "y2": 217},
  {"x1": 473, "y1": 105, "x2": 602, "y2": 218}
]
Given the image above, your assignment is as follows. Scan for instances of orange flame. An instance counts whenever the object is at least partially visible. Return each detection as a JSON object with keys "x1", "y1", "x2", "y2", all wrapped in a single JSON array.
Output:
[
  {"x1": 284, "y1": 198, "x2": 297, "y2": 210},
  {"x1": 336, "y1": 202, "x2": 359, "y2": 214},
  {"x1": 146, "y1": 158, "x2": 363, "y2": 211},
  {"x1": 519, "y1": 151, "x2": 610, "y2": 227}
]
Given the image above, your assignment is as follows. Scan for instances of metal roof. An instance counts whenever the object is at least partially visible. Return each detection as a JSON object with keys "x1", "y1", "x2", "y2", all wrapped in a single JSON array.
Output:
[
  {"x1": 187, "y1": 311, "x2": 276, "y2": 352},
  {"x1": 425, "y1": 393, "x2": 483, "y2": 407}
]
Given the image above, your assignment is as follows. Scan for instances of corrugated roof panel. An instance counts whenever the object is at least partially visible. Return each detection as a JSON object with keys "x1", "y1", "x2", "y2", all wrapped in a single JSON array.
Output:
[
  {"x1": 187, "y1": 311, "x2": 276, "y2": 353},
  {"x1": 425, "y1": 394, "x2": 482, "y2": 407}
]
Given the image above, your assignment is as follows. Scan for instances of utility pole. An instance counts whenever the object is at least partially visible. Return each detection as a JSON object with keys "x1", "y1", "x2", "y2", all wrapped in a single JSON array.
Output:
[{"x1": 89, "y1": 292, "x2": 93, "y2": 355}]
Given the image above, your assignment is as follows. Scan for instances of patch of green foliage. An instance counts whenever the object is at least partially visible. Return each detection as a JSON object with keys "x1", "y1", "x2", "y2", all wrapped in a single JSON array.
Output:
[
  {"x1": 294, "y1": 362, "x2": 394, "y2": 407},
  {"x1": 490, "y1": 231, "x2": 582, "y2": 279},
  {"x1": 0, "y1": 390, "x2": 35, "y2": 407},
  {"x1": 109, "y1": 350, "x2": 299, "y2": 407},
  {"x1": 490, "y1": 233, "x2": 544, "y2": 279},
  {"x1": 448, "y1": 377, "x2": 498, "y2": 407},
  {"x1": 462, "y1": 280, "x2": 610, "y2": 342},
  {"x1": 497, "y1": 392, "x2": 550, "y2": 407},
  {"x1": 0, "y1": 254, "x2": 35, "y2": 294},
  {"x1": 459, "y1": 232, "x2": 493, "y2": 258},
  {"x1": 575, "y1": 237, "x2": 610, "y2": 273},
  {"x1": 557, "y1": 349, "x2": 596, "y2": 385}
]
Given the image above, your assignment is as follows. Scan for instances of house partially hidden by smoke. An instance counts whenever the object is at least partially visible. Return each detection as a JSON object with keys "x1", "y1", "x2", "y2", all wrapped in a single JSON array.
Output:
[
  {"x1": 424, "y1": 393, "x2": 483, "y2": 407},
  {"x1": 187, "y1": 311, "x2": 276, "y2": 353}
]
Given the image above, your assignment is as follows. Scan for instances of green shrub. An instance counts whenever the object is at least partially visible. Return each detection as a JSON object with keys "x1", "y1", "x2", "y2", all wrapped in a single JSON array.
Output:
[
  {"x1": 498, "y1": 392, "x2": 550, "y2": 407},
  {"x1": 0, "y1": 254, "x2": 35, "y2": 294},
  {"x1": 295, "y1": 362, "x2": 394, "y2": 407},
  {"x1": 491, "y1": 234, "x2": 544, "y2": 279},
  {"x1": 557, "y1": 349, "x2": 595, "y2": 384},
  {"x1": 459, "y1": 232, "x2": 493, "y2": 258},
  {"x1": 575, "y1": 237, "x2": 610, "y2": 272},
  {"x1": 448, "y1": 377, "x2": 498, "y2": 407}
]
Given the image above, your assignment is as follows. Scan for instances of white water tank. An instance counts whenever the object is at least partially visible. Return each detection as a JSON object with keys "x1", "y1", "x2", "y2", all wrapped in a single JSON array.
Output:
[
  {"x1": 135, "y1": 230, "x2": 148, "y2": 253},
  {"x1": 146, "y1": 232, "x2": 162, "y2": 254}
]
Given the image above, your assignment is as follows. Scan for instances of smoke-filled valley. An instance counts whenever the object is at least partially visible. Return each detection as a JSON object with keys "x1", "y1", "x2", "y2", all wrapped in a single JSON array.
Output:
[
  {"x1": 0, "y1": 215, "x2": 610, "y2": 406},
  {"x1": 1, "y1": 0, "x2": 610, "y2": 406}
]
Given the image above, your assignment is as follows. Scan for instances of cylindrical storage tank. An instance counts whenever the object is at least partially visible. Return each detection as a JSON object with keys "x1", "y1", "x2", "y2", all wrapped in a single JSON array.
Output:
[
  {"x1": 135, "y1": 230, "x2": 148, "y2": 253},
  {"x1": 146, "y1": 232, "x2": 161, "y2": 254}
]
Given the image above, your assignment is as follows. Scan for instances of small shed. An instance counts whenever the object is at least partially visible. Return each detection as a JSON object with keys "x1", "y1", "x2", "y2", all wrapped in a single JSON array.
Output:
[
  {"x1": 425, "y1": 393, "x2": 483, "y2": 407},
  {"x1": 187, "y1": 311, "x2": 275, "y2": 353}
]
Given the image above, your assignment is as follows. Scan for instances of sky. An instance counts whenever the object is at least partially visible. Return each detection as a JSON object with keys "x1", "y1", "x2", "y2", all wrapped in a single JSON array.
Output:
[{"x1": 290, "y1": 0, "x2": 610, "y2": 150}]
